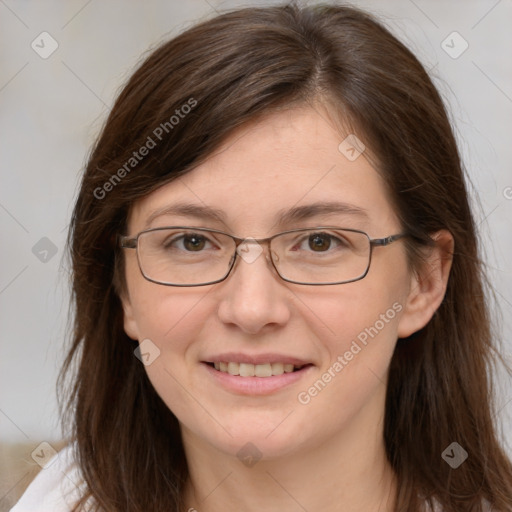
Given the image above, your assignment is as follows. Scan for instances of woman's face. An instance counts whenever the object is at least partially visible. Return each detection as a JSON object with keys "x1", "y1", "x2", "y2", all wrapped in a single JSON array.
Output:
[{"x1": 122, "y1": 105, "x2": 417, "y2": 460}]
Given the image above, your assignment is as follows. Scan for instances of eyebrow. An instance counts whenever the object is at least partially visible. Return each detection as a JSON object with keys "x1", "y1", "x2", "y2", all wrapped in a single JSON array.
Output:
[
  {"x1": 143, "y1": 200, "x2": 369, "y2": 230},
  {"x1": 143, "y1": 202, "x2": 228, "y2": 229},
  {"x1": 273, "y1": 201, "x2": 369, "y2": 228}
]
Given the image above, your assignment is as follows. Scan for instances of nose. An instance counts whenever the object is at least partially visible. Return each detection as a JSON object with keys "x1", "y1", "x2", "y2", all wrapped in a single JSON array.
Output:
[{"x1": 216, "y1": 242, "x2": 292, "y2": 335}]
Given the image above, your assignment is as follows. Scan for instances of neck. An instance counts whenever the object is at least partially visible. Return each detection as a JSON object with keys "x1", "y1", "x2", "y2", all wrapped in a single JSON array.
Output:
[{"x1": 181, "y1": 389, "x2": 397, "y2": 512}]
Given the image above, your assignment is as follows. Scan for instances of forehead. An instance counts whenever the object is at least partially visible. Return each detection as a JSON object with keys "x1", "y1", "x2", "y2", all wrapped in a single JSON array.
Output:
[{"x1": 128, "y1": 106, "x2": 399, "y2": 236}]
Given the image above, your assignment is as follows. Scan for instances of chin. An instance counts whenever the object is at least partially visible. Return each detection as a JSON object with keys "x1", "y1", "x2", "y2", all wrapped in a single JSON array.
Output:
[{"x1": 195, "y1": 415, "x2": 314, "y2": 462}]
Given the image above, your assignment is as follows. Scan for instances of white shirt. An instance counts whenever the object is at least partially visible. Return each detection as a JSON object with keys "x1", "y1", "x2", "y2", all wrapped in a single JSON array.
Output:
[{"x1": 10, "y1": 445, "x2": 85, "y2": 512}]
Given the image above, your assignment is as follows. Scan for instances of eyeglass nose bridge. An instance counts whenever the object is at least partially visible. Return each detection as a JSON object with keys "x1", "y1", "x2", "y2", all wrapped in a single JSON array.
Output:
[
  {"x1": 229, "y1": 236, "x2": 281, "y2": 278},
  {"x1": 235, "y1": 237, "x2": 272, "y2": 263}
]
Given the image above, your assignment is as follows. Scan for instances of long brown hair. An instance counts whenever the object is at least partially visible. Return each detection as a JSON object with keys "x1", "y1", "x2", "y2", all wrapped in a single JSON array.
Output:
[{"x1": 59, "y1": 2, "x2": 512, "y2": 511}]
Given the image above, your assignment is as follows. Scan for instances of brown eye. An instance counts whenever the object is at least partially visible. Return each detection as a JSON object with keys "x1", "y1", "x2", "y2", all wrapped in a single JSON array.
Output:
[
  {"x1": 309, "y1": 234, "x2": 332, "y2": 252},
  {"x1": 162, "y1": 233, "x2": 213, "y2": 252},
  {"x1": 182, "y1": 235, "x2": 206, "y2": 251}
]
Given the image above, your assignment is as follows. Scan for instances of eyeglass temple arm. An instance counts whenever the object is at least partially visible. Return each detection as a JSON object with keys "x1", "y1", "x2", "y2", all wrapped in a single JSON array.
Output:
[
  {"x1": 370, "y1": 233, "x2": 408, "y2": 247},
  {"x1": 118, "y1": 235, "x2": 137, "y2": 249}
]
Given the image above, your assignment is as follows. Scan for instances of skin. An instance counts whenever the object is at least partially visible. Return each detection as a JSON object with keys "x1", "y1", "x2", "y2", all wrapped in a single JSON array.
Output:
[{"x1": 121, "y1": 104, "x2": 453, "y2": 511}]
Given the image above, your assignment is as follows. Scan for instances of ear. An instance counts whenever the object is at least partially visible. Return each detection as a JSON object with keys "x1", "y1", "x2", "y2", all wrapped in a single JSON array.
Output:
[
  {"x1": 120, "y1": 292, "x2": 140, "y2": 341},
  {"x1": 397, "y1": 230, "x2": 454, "y2": 338}
]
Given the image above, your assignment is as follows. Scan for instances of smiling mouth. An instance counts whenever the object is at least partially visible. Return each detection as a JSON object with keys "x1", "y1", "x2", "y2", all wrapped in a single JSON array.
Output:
[{"x1": 206, "y1": 361, "x2": 312, "y2": 377}]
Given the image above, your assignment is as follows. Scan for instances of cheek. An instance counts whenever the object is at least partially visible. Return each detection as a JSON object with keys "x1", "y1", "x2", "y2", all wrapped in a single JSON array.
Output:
[
  {"x1": 294, "y1": 293, "x2": 402, "y2": 433},
  {"x1": 131, "y1": 287, "x2": 212, "y2": 349},
  {"x1": 125, "y1": 249, "x2": 211, "y2": 345},
  {"x1": 292, "y1": 274, "x2": 404, "y2": 409},
  {"x1": 130, "y1": 288, "x2": 218, "y2": 426},
  {"x1": 296, "y1": 279, "x2": 404, "y2": 356}
]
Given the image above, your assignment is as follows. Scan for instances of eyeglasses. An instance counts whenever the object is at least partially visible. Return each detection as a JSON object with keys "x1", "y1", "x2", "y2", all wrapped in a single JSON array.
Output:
[{"x1": 119, "y1": 226, "x2": 407, "y2": 287}]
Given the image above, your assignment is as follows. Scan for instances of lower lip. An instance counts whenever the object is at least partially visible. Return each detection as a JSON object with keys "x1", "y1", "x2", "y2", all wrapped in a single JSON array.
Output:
[{"x1": 202, "y1": 363, "x2": 314, "y2": 395}]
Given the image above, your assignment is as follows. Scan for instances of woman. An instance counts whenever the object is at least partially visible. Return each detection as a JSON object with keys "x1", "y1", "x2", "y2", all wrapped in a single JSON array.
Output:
[{"x1": 11, "y1": 2, "x2": 512, "y2": 511}]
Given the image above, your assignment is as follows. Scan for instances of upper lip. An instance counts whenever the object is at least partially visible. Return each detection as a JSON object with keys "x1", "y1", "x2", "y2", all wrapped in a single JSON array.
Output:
[{"x1": 203, "y1": 352, "x2": 312, "y2": 366}]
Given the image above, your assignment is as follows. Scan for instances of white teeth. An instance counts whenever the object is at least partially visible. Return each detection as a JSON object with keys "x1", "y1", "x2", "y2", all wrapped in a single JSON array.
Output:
[
  {"x1": 239, "y1": 363, "x2": 255, "y2": 377},
  {"x1": 271, "y1": 362, "x2": 284, "y2": 375},
  {"x1": 212, "y1": 361, "x2": 305, "y2": 377},
  {"x1": 255, "y1": 363, "x2": 272, "y2": 377},
  {"x1": 272, "y1": 363, "x2": 284, "y2": 375},
  {"x1": 227, "y1": 362, "x2": 240, "y2": 376}
]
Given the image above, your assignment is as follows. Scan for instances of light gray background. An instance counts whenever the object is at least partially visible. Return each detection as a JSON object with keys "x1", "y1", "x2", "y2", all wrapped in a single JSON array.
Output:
[{"x1": 1, "y1": 0, "x2": 511, "y2": 455}]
